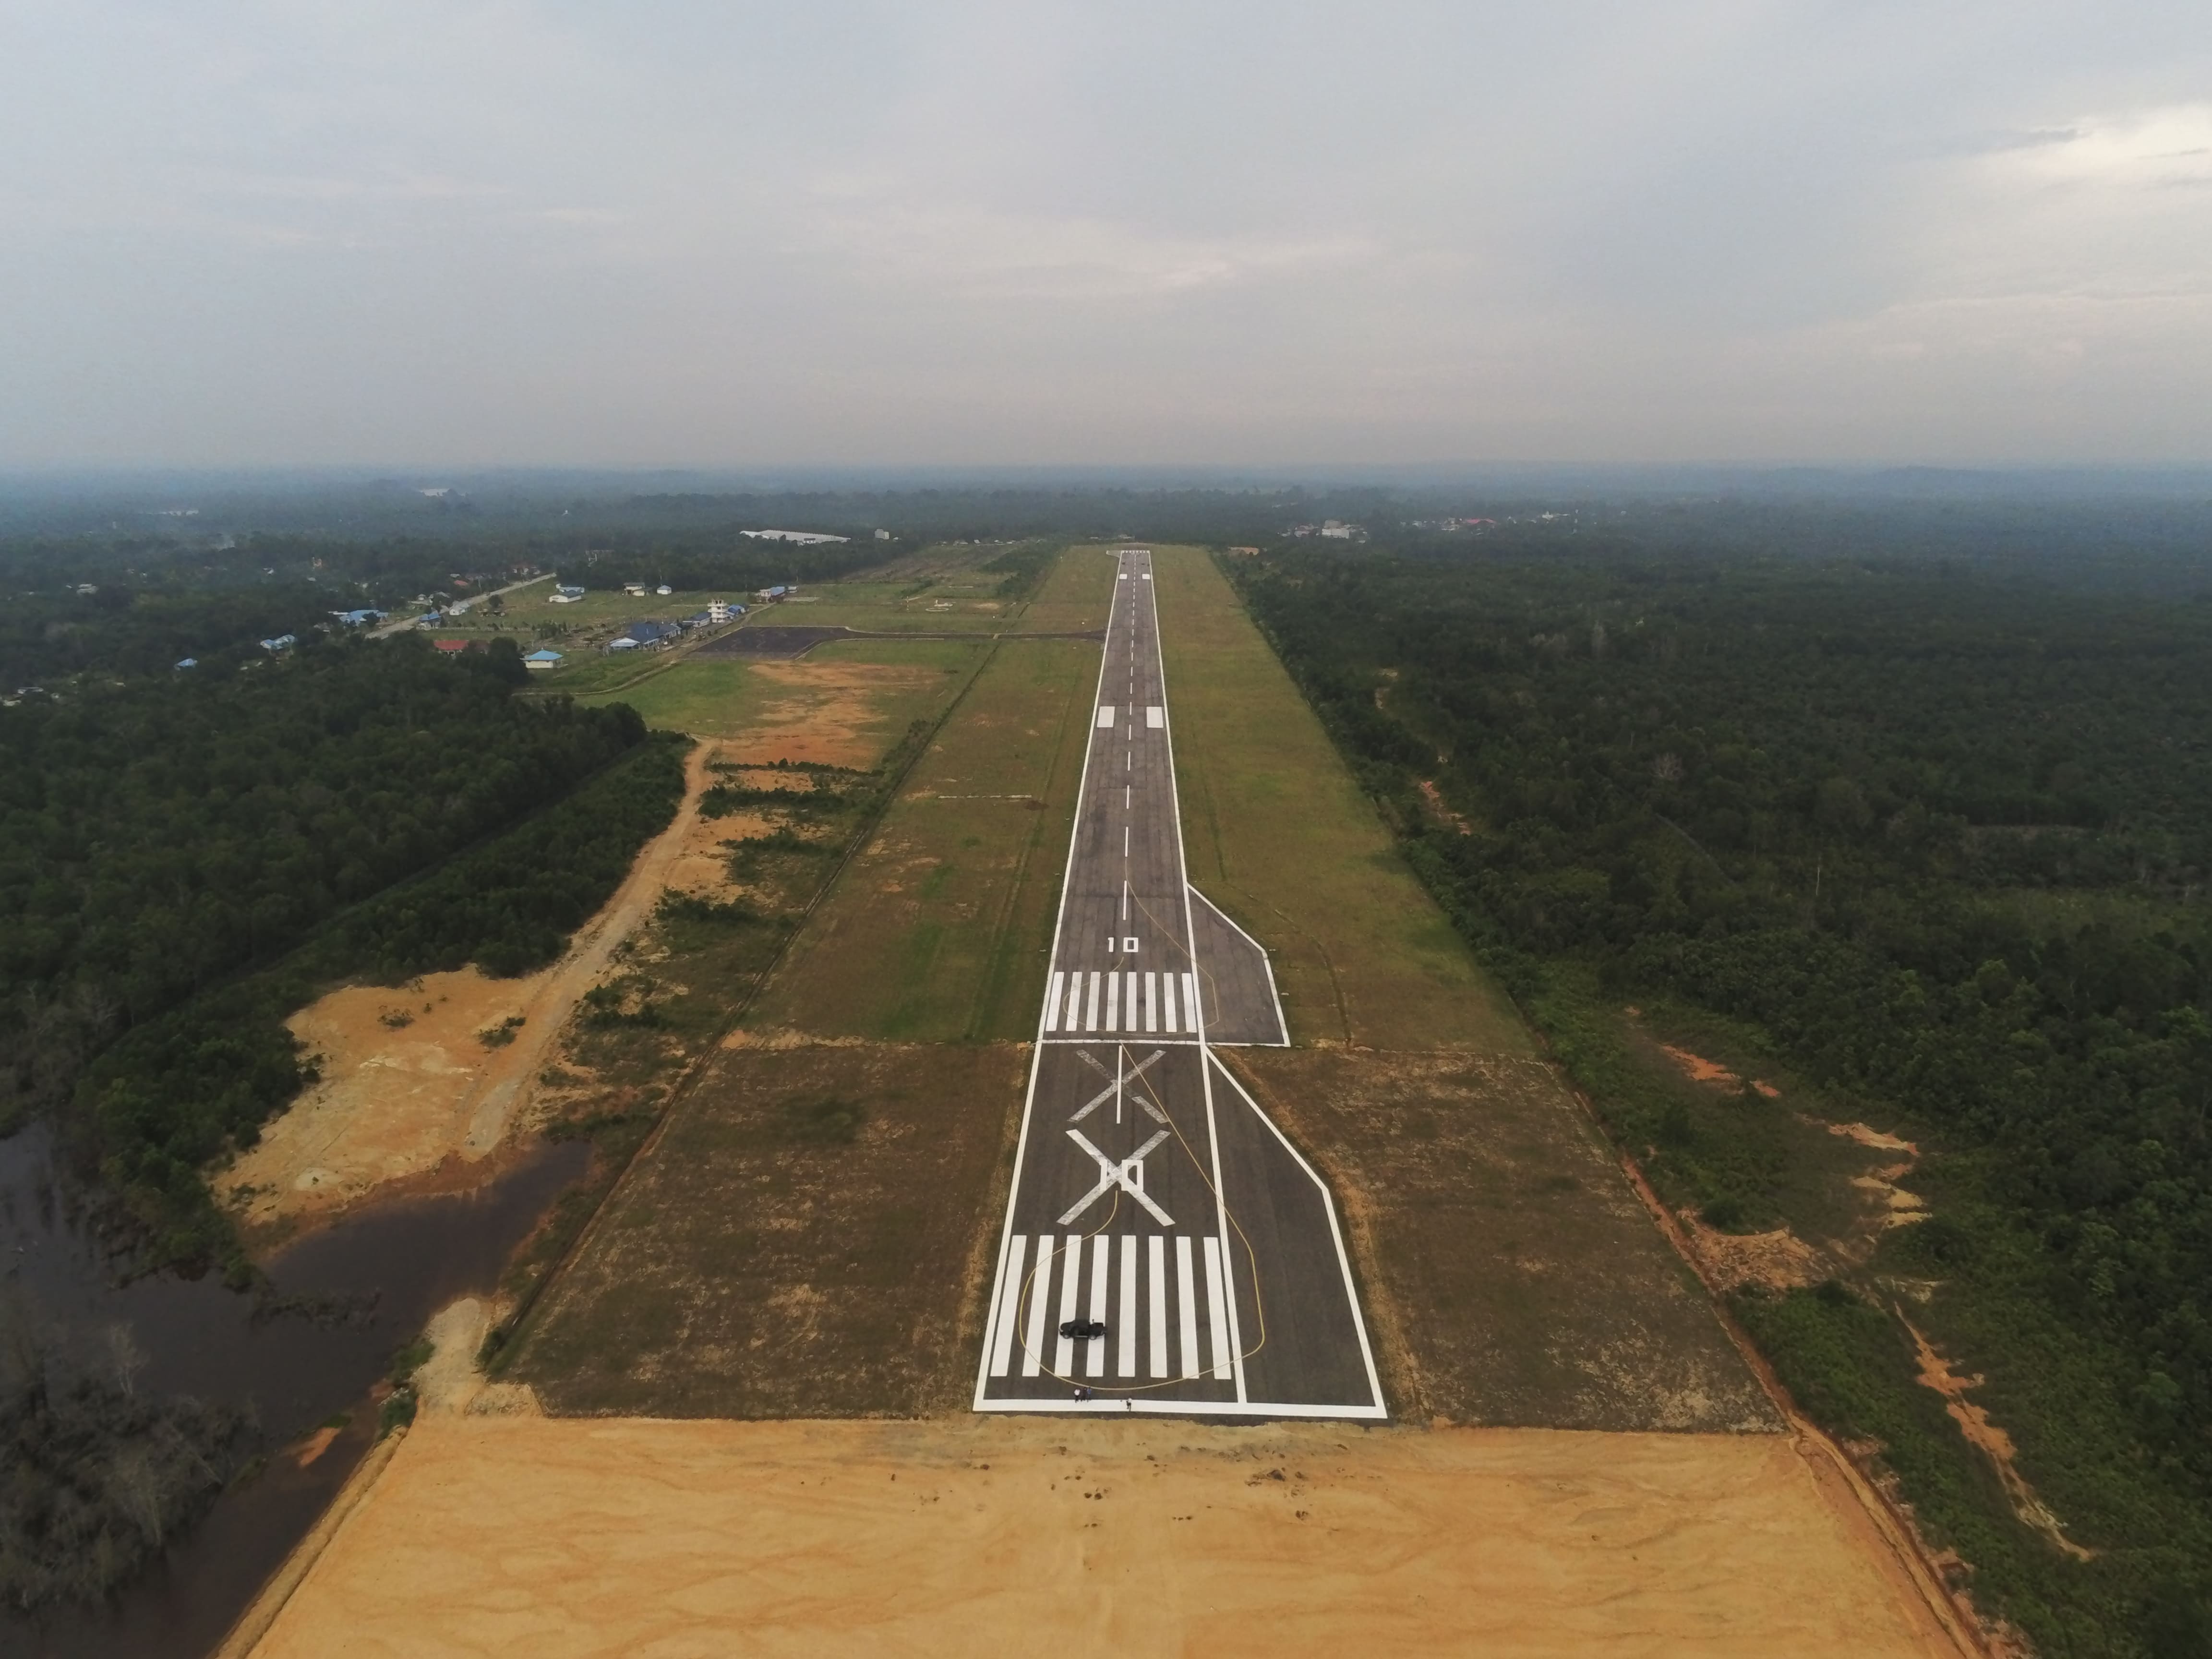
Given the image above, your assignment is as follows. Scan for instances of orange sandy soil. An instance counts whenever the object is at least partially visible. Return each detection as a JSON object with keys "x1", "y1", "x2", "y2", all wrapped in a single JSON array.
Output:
[
  {"x1": 248, "y1": 1415, "x2": 1969, "y2": 1659},
  {"x1": 719, "y1": 659, "x2": 945, "y2": 768},
  {"x1": 221, "y1": 742, "x2": 721, "y2": 1233}
]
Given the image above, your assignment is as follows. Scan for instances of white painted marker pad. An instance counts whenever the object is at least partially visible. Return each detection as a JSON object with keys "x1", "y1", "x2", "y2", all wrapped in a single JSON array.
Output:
[
  {"x1": 990, "y1": 1233, "x2": 1028, "y2": 1377},
  {"x1": 1176, "y1": 1236, "x2": 1201, "y2": 1380},
  {"x1": 1204, "y1": 1236, "x2": 1233, "y2": 1380},
  {"x1": 1021, "y1": 1236, "x2": 1055, "y2": 1377}
]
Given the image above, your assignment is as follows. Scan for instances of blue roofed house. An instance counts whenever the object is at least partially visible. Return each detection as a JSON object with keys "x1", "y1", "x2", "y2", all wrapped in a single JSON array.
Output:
[
  {"x1": 606, "y1": 619, "x2": 677, "y2": 653},
  {"x1": 259, "y1": 634, "x2": 297, "y2": 653},
  {"x1": 525, "y1": 649, "x2": 565, "y2": 671}
]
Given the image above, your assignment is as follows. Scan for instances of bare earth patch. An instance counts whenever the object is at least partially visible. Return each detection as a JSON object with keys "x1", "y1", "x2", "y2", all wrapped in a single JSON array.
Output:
[
  {"x1": 719, "y1": 660, "x2": 944, "y2": 767},
  {"x1": 1225, "y1": 1048, "x2": 1778, "y2": 1432},
  {"x1": 248, "y1": 1415, "x2": 1969, "y2": 1659},
  {"x1": 222, "y1": 742, "x2": 715, "y2": 1236},
  {"x1": 506, "y1": 1039, "x2": 1021, "y2": 1418},
  {"x1": 1676, "y1": 1214, "x2": 1824, "y2": 1294},
  {"x1": 1659, "y1": 1042, "x2": 1781, "y2": 1097},
  {"x1": 1902, "y1": 1316, "x2": 2093, "y2": 1563}
]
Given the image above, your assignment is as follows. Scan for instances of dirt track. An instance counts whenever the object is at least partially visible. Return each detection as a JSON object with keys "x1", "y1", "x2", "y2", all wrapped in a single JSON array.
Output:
[
  {"x1": 224, "y1": 742, "x2": 717, "y2": 1231},
  {"x1": 247, "y1": 1414, "x2": 1970, "y2": 1659}
]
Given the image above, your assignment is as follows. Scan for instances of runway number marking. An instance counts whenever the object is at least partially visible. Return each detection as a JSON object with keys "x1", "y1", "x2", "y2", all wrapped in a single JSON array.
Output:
[{"x1": 1060, "y1": 1128, "x2": 1174, "y2": 1226}]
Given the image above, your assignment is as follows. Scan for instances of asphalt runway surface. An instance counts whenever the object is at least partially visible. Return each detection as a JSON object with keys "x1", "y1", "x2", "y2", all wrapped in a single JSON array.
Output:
[{"x1": 974, "y1": 549, "x2": 1384, "y2": 1420}]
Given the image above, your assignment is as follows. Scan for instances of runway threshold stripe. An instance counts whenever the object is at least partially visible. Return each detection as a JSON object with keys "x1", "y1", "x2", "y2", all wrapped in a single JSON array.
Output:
[
  {"x1": 1162, "y1": 973, "x2": 1177, "y2": 1032},
  {"x1": 1124, "y1": 974, "x2": 1139, "y2": 1033},
  {"x1": 1179, "y1": 974, "x2": 1199, "y2": 1034},
  {"x1": 1143, "y1": 972, "x2": 1157, "y2": 1032},
  {"x1": 1203, "y1": 1236, "x2": 1233, "y2": 1381},
  {"x1": 1086, "y1": 1238, "x2": 1111, "y2": 1379},
  {"x1": 1063, "y1": 972, "x2": 1084, "y2": 1030},
  {"x1": 1054, "y1": 1235, "x2": 1083, "y2": 1377},
  {"x1": 989, "y1": 1234, "x2": 1027, "y2": 1377},
  {"x1": 1043, "y1": 972, "x2": 1064, "y2": 1033},
  {"x1": 1176, "y1": 1236, "x2": 1200, "y2": 1380},
  {"x1": 1105, "y1": 972, "x2": 1119, "y2": 1032},
  {"x1": 1020, "y1": 1235, "x2": 1055, "y2": 1377},
  {"x1": 1084, "y1": 972, "x2": 1100, "y2": 1032},
  {"x1": 1149, "y1": 1236, "x2": 1168, "y2": 1379},
  {"x1": 1118, "y1": 1236, "x2": 1137, "y2": 1379}
]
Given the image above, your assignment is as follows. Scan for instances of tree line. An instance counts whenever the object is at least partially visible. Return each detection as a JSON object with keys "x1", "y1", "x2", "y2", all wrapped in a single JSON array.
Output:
[
  {"x1": 1231, "y1": 546, "x2": 2212, "y2": 1653},
  {"x1": 0, "y1": 630, "x2": 694, "y2": 1272}
]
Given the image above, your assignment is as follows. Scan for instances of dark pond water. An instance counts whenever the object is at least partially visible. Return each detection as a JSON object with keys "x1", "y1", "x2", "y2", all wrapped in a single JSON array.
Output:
[{"x1": 0, "y1": 1121, "x2": 589, "y2": 1658}]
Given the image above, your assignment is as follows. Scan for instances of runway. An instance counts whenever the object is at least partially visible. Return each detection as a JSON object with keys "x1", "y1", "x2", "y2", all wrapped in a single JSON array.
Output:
[{"x1": 973, "y1": 549, "x2": 1385, "y2": 1419}]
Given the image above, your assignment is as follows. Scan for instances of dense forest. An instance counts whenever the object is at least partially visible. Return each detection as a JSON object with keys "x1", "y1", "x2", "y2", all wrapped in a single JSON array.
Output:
[
  {"x1": 0, "y1": 629, "x2": 694, "y2": 1272},
  {"x1": 1231, "y1": 547, "x2": 2212, "y2": 1654}
]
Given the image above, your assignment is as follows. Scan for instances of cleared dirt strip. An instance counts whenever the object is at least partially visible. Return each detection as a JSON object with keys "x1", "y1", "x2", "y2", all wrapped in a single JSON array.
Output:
[{"x1": 245, "y1": 1413, "x2": 1970, "y2": 1659}]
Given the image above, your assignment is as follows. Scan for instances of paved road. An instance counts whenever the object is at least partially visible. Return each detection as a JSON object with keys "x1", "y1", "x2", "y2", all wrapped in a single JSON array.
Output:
[
  {"x1": 371, "y1": 572, "x2": 554, "y2": 637},
  {"x1": 973, "y1": 549, "x2": 1384, "y2": 1420}
]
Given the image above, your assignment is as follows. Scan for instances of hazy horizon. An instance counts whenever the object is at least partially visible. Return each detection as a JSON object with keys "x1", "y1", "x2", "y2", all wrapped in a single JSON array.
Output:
[{"x1": 5, "y1": 2, "x2": 2208, "y2": 469}]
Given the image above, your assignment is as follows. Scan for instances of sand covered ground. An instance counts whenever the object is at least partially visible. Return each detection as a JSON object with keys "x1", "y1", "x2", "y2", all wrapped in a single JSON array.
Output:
[
  {"x1": 247, "y1": 1414, "x2": 1969, "y2": 1659},
  {"x1": 222, "y1": 742, "x2": 720, "y2": 1231}
]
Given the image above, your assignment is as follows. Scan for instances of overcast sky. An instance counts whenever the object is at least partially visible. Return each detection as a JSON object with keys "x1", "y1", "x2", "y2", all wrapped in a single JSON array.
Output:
[{"x1": 2, "y1": 1, "x2": 2208, "y2": 468}]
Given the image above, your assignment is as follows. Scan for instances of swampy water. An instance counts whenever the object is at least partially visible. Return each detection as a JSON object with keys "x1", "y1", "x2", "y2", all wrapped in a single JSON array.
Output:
[{"x1": 0, "y1": 1121, "x2": 589, "y2": 1659}]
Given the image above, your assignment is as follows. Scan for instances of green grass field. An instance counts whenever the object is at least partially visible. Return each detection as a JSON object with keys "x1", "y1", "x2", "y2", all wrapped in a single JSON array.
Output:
[
  {"x1": 750, "y1": 627, "x2": 1105, "y2": 1038},
  {"x1": 572, "y1": 658, "x2": 757, "y2": 735},
  {"x1": 751, "y1": 542, "x2": 1521, "y2": 1051},
  {"x1": 1152, "y1": 547, "x2": 1529, "y2": 1054}
]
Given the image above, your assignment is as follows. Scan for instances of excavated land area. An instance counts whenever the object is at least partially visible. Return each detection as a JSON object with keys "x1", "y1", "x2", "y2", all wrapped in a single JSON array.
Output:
[
  {"x1": 246, "y1": 1414, "x2": 1967, "y2": 1659},
  {"x1": 220, "y1": 740, "x2": 721, "y2": 1238}
]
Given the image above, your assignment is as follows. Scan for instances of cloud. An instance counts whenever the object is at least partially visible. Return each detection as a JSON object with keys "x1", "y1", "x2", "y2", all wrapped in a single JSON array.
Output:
[{"x1": 0, "y1": 1, "x2": 2210, "y2": 464}]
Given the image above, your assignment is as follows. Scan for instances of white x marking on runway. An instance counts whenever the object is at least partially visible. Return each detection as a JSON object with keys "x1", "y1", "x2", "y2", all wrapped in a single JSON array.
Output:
[
  {"x1": 1059, "y1": 1128, "x2": 1174, "y2": 1226},
  {"x1": 1070, "y1": 1047, "x2": 1168, "y2": 1124}
]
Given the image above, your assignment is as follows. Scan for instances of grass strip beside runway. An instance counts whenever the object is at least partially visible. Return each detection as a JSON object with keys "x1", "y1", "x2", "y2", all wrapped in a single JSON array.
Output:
[{"x1": 1151, "y1": 547, "x2": 1529, "y2": 1054}]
